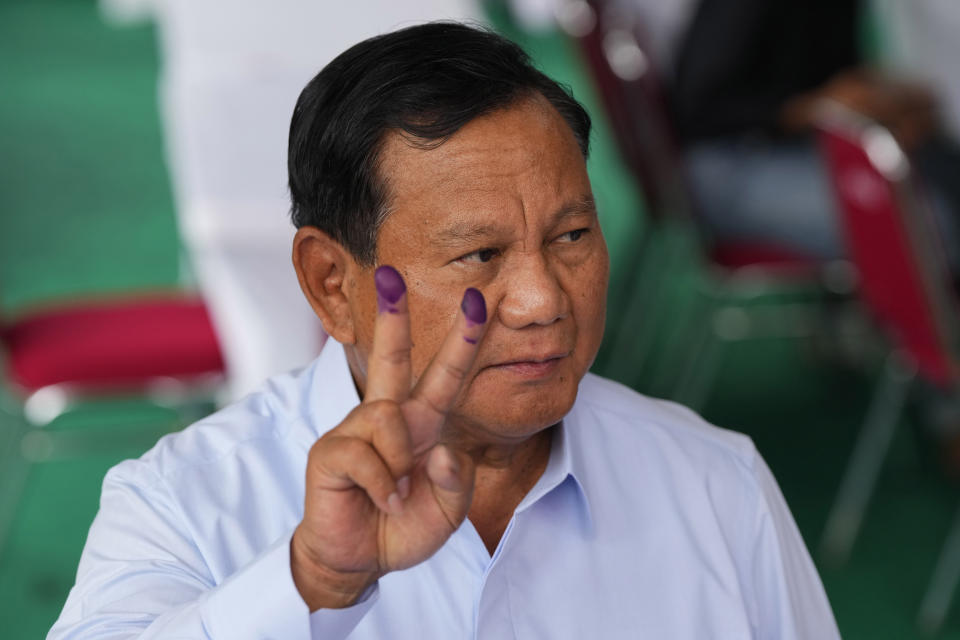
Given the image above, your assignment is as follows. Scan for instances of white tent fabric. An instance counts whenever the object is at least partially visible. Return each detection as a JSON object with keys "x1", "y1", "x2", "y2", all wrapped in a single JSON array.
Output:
[{"x1": 101, "y1": 0, "x2": 483, "y2": 401}]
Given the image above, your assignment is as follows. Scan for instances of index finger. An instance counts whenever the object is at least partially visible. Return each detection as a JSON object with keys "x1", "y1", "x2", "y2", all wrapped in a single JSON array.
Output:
[
  {"x1": 406, "y1": 287, "x2": 488, "y2": 453},
  {"x1": 364, "y1": 265, "x2": 412, "y2": 403}
]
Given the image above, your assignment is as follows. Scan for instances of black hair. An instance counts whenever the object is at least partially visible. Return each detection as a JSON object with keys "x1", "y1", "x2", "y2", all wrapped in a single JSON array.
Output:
[{"x1": 288, "y1": 21, "x2": 592, "y2": 265}]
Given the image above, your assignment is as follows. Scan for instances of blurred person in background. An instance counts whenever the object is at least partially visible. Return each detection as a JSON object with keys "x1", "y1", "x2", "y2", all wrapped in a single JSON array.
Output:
[
  {"x1": 671, "y1": 0, "x2": 960, "y2": 273},
  {"x1": 100, "y1": 0, "x2": 483, "y2": 402},
  {"x1": 507, "y1": 0, "x2": 960, "y2": 271}
]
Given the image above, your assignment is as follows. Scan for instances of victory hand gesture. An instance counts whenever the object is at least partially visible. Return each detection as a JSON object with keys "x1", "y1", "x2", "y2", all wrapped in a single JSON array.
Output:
[{"x1": 292, "y1": 265, "x2": 489, "y2": 610}]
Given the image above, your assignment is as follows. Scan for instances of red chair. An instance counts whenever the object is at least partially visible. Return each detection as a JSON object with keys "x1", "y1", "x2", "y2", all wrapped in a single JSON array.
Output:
[
  {"x1": 814, "y1": 101, "x2": 960, "y2": 633},
  {"x1": 2, "y1": 293, "x2": 225, "y2": 426},
  {"x1": 558, "y1": 0, "x2": 847, "y2": 406},
  {"x1": 0, "y1": 292, "x2": 225, "y2": 551}
]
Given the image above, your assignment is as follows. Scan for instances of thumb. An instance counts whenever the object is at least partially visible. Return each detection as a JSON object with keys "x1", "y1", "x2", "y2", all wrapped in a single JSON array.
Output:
[{"x1": 425, "y1": 444, "x2": 475, "y2": 528}]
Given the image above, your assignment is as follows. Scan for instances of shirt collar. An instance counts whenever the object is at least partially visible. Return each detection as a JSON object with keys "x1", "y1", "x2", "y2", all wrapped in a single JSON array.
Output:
[
  {"x1": 514, "y1": 404, "x2": 595, "y2": 529},
  {"x1": 305, "y1": 340, "x2": 595, "y2": 526},
  {"x1": 305, "y1": 339, "x2": 361, "y2": 438}
]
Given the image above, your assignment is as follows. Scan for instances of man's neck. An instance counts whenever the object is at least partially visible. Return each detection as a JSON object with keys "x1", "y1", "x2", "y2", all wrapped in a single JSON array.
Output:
[{"x1": 465, "y1": 426, "x2": 554, "y2": 555}]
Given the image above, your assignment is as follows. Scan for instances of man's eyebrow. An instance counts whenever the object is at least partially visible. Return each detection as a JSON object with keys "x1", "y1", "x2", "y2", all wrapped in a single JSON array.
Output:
[
  {"x1": 433, "y1": 195, "x2": 598, "y2": 249},
  {"x1": 551, "y1": 195, "x2": 598, "y2": 221},
  {"x1": 433, "y1": 221, "x2": 506, "y2": 249}
]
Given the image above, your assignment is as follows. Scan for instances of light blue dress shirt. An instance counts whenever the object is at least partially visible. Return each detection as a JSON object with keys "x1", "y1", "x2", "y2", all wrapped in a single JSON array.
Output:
[{"x1": 50, "y1": 341, "x2": 839, "y2": 639}]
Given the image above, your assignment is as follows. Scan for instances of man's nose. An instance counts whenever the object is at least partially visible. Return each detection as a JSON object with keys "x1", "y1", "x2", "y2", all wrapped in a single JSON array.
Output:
[{"x1": 496, "y1": 253, "x2": 569, "y2": 329}]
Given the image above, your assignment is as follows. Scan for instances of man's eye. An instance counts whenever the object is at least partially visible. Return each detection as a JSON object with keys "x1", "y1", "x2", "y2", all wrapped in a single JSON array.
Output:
[
  {"x1": 458, "y1": 248, "x2": 500, "y2": 264},
  {"x1": 558, "y1": 228, "x2": 589, "y2": 243}
]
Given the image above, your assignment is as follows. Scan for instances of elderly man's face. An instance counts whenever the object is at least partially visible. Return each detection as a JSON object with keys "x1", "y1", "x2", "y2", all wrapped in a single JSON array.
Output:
[{"x1": 353, "y1": 95, "x2": 608, "y2": 442}]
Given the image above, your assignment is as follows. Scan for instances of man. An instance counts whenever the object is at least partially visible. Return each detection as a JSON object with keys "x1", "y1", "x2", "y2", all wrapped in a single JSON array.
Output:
[{"x1": 50, "y1": 23, "x2": 838, "y2": 639}]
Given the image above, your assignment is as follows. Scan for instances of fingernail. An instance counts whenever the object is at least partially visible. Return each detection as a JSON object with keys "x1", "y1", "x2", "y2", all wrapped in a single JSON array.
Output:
[
  {"x1": 461, "y1": 288, "x2": 486, "y2": 326},
  {"x1": 439, "y1": 445, "x2": 460, "y2": 476},
  {"x1": 397, "y1": 475, "x2": 411, "y2": 500},
  {"x1": 375, "y1": 265, "x2": 406, "y2": 313},
  {"x1": 428, "y1": 445, "x2": 463, "y2": 492},
  {"x1": 387, "y1": 492, "x2": 404, "y2": 515}
]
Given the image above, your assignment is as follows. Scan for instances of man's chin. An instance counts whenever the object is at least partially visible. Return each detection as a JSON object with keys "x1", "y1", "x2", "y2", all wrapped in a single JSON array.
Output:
[{"x1": 457, "y1": 372, "x2": 581, "y2": 437}]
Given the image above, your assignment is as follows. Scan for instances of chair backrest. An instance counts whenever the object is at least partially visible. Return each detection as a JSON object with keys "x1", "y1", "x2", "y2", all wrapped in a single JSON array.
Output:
[
  {"x1": 2, "y1": 294, "x2": 225, "y2": 393},
  {"x1": 561, "y1": 0, "x2": 692, "y2": 221},
  {"x1": 815, "y1": 102, "x2": 960, "y2": 386}
]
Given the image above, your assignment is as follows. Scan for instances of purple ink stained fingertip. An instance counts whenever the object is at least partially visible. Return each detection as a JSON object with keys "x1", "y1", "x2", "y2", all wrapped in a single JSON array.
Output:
[
  {"x1": 461, "y1": 288, "x2": 486, "y2": 325},
  {"x1": 375, "y1": 265, "x2": 406, "y2": 305}
]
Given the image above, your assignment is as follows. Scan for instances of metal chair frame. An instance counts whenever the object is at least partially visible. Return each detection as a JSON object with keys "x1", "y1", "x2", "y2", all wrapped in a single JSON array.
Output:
[{"x1": 813, "y1": 101, "x2": 960, "y2": 635}]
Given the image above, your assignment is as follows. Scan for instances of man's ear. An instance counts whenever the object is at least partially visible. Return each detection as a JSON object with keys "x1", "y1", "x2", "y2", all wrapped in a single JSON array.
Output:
[{"x1": 292, "y1": 227, "x2": 359, "y2": 345}]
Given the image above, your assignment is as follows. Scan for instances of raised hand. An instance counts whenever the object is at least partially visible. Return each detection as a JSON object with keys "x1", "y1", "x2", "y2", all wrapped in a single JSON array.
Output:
[{"x1": 291, "y1": 265, "x2": 488, "y2": 610}]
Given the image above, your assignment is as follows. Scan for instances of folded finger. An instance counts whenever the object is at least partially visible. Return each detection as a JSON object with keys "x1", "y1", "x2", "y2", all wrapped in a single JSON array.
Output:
[{"x1": 314, "y1": 435, "x2": 405, "y2": 516}]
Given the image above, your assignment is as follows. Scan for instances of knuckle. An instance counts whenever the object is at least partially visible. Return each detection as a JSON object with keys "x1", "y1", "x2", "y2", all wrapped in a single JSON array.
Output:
[
  {"x1": 414, "y1": 393, "x2": 448, "y2": 422},
  {"x1": 438, "y1": 358, "x2": 468, "y2": 382},
  {"x1": 380, "y1": 438, "x2": 414, "y2": 472},
  {"x1": 308, "y1": 434, "x2": 335, "y2": 460},
  {"x1": 364, "y1": 399, "x2": 402, "y2": 426},
  {"x1": 339, "y1": 436, "x2": 369, "y2": 460},
  {"x1": 366, "y1": 407, "x2": 412, "y2": 464},
  {"x1": 308, "y1": 435, "x2": 365, "y2": 478},
  {"x1": 378, "y1": 344, "x2": 411, "y2": 367},
  {"x1": 316, "y1": 435, "x2": 366, "y2": 467}
]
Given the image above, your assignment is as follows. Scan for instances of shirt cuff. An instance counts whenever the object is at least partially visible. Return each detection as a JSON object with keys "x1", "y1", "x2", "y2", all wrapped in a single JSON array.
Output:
[
  {"x1": 309, "y1": 581, "x2": 379, "y2": 639},
  {"x1": 202, "y1": 530, "x2": 313, "y2": 639},
  {"x1": 201, "y1": 528, "x2": 379, "y2": 640}
]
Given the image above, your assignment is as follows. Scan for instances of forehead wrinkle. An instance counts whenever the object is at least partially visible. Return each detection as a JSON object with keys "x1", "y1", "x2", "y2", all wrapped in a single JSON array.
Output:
[{"x1": 431, "y1": 144, "x2": 534, "y2": 196}]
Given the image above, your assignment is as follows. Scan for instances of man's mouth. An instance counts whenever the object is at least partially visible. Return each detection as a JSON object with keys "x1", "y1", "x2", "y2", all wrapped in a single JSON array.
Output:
[{"x1": 485, "y1": 352, "x2": 570, "y2": 378}]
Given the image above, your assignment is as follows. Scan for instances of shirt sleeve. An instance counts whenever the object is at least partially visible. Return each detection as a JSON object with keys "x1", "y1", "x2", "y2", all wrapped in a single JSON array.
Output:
[
  {"x1": 47, "y1": 461, "x2": 377, "y2": 640},
  {"x1": 742, "y1": 452, "x2": 841, "y2": 640}
]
